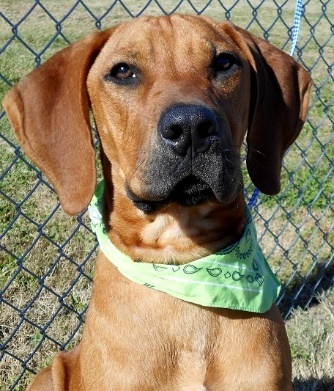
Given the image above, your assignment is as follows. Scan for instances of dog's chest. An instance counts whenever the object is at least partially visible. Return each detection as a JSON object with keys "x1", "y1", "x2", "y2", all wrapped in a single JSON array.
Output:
[
  {"x1": 80, "y1": 255, "x2": 284, "y2": 389},
  {"x1": 84, "y1": 256, "x2": 223, "y2": 382}
]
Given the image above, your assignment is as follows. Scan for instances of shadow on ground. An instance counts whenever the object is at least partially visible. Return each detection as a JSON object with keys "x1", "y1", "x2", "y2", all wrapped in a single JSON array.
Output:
[
  {"x1": 294, "y1": 378, "x2": 334, "y2": 391},
  {"x1": 279, "y1": 260, "x2": 334, "y2": 319}
]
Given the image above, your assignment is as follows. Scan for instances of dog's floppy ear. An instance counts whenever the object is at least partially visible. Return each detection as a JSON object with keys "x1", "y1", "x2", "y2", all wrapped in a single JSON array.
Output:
[
  {"x1": 3, "y1": 28, "x2": 114, "y2": 215},
  {"x1": 230, "y1": 25, "x2": 312, "y2": 195}
]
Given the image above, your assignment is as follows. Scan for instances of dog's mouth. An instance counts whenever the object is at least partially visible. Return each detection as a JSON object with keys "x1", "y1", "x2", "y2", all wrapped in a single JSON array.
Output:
[
  {"x1": 127, "y1": 175, "x2": 215, "y2": 214},
  {"x1": 165, "y1": 175, "x2": 215, "y2": 206}
]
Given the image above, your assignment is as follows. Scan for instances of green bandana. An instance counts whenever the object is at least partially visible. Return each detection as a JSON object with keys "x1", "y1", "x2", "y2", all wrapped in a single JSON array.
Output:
[{"x1": 89, "y1": 181, "x2": 280, "y2": 313}]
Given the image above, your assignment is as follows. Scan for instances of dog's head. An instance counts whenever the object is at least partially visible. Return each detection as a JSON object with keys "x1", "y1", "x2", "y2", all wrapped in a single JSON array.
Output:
[{"x1": 4, "y1": 15, "x2": 311, "y2": 218}]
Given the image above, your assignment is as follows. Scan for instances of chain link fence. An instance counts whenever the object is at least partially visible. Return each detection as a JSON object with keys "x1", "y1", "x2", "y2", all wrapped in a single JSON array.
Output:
[{"x1": 0, "y1": 0, "x2": 333, "y2": 389}]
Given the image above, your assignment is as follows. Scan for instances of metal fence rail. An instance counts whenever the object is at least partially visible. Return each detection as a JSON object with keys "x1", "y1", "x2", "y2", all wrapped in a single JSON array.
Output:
[{"x1": 0, "y1": 1, "x2": 333, "y2": 389}]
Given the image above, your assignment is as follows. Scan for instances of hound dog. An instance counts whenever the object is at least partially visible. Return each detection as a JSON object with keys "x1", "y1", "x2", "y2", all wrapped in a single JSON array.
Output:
[{"x1": 4, "y1": 14, "x2": 311, "y2": 391}]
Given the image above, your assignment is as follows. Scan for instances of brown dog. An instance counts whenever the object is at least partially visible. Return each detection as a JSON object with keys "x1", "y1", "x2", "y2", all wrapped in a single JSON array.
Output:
[{"x1": 4, "y1": 14, "x2": 311, "y2": 390}]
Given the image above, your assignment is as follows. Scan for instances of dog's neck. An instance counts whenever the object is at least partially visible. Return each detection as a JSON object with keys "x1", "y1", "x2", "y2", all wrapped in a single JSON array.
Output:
[{"x1": 102, "y1": 185, "x2": 247, "y2": 264}]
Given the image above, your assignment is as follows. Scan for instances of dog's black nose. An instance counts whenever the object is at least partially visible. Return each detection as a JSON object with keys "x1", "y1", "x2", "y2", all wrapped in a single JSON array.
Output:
[{"x1": 158, "y1": 105, "x2": 219, "y2": 156}]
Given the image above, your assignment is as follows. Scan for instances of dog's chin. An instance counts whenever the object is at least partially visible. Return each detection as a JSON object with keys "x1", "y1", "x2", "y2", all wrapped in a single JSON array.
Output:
[{"x1": 127, "y1": 176, "x2": 216, "y2": 214}]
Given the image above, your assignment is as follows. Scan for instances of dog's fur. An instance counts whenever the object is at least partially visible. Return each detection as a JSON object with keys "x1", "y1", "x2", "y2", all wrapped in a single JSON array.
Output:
[{"x1": 4, "y1": 15, "x2": 311, "y2": 390}]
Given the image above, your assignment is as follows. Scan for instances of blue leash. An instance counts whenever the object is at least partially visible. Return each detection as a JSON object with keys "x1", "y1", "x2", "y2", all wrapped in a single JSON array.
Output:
[
  {"x1": 290, "y1": 0, "x2": 304, "y2": 56},
  {"x1": 247, "y1": 0, "x2": 304, "y2": 209}
]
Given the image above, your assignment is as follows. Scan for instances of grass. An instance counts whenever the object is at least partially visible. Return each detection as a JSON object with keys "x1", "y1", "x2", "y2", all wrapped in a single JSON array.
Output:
[
  {"x1": 1, "y1": 0, "x2": 333, "y2": 389},
  {"x1": 288, "y1": 289, "x2": 334, "y2": 390}
]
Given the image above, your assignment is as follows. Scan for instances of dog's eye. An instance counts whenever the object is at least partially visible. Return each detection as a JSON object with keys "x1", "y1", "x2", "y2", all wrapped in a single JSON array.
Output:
[
  {"x1": 105, "y1": 63, "x2": 138, "y2": 84},
  {"x1": 212, "y1": 53, "x2": 238, "y2": 74},
  {"x1": 111, "y1": 63, "x2": 135, "y2": 79}
]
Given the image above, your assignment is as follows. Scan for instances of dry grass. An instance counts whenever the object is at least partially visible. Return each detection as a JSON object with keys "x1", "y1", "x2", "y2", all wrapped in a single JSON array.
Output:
[
  {"x1": 1, "y1": 0, "x2": 333, "y2": 390},
  {"x1": 288, "y1": 289, "x2": 334, "y2": 390}
]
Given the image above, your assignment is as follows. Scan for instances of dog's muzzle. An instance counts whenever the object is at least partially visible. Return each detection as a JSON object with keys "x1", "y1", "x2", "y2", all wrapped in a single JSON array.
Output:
[{"x1": 127, "y1": 104, "x2": 241, "y2": 213}]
